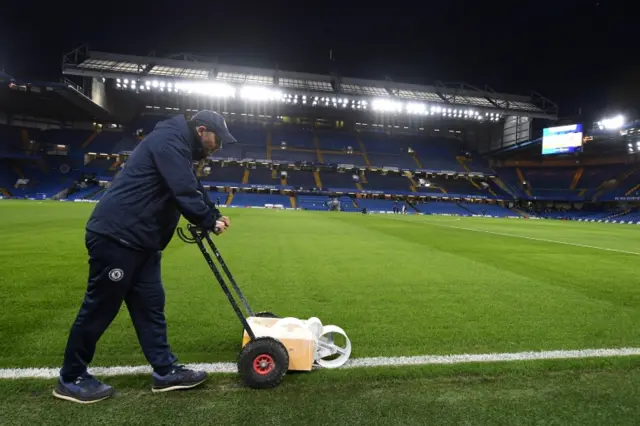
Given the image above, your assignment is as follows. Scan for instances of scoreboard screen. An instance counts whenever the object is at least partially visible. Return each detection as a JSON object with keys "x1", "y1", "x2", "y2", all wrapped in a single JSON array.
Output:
[{"x1": 542, "y1": 124, "x2": 583, "y2": 155}]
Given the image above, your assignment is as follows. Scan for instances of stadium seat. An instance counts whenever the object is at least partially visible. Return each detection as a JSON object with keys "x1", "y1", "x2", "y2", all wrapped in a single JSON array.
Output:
[{"x1": 230, "y1": 192, "x2": 291, "y2": 208}]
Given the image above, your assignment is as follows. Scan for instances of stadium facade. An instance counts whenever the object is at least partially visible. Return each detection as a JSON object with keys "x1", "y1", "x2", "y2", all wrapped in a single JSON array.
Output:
[{"x1": 0, "y1": 47, "x2": 638, "y2": 223}]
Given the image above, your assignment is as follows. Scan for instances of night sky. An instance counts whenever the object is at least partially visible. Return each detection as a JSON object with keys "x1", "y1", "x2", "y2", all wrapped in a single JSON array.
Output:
[{"x1": 1, "y1": 0, "x2": 636, "y2": 121}]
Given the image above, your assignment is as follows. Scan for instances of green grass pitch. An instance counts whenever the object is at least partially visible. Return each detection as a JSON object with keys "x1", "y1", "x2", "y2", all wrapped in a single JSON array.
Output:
[{"x1": 1, "y1": 200, "x2": 639, "y2": 425}]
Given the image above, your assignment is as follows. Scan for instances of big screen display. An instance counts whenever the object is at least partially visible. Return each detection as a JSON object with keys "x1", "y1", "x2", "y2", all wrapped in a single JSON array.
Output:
[{"x1": 542, "y1": 124, "x2": 583, "y2": 155}]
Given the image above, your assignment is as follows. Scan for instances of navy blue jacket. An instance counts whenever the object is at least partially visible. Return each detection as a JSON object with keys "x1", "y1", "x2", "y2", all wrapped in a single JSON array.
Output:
[{"x1": 86, "y1": 115, "x2": 221, "y2": 251}]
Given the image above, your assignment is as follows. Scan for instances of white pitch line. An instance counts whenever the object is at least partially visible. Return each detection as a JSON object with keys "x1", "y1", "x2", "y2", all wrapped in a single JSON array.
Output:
[
  {"x1": 425, "y1": 222, "x2": 640, "y2": 256},
  {"x1": 1, "y1": 347, "x2": 640, "y2": 379}
]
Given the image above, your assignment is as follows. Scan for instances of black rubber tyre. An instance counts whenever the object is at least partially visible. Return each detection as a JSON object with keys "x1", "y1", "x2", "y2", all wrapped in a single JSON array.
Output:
[
  {"x1": 255, "y1": 311, "x2": 279, "y2": 318},
  {"x1": 237, "y1": 337, "x2": 289, "y2": 389}
]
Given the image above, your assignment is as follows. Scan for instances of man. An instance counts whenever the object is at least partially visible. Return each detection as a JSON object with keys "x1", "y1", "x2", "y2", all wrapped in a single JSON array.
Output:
[{"x1": 53, "y1": 110, "x2": 237, "y2": 404}]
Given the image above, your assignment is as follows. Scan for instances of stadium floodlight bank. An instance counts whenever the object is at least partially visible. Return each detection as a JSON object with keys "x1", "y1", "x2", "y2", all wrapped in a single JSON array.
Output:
[
  {"x1": 62, "y1": 49, "x2": 557, "y2": 119},
  {"x1": 60, "y1": 47, "x2": 558, "y2": 155}
]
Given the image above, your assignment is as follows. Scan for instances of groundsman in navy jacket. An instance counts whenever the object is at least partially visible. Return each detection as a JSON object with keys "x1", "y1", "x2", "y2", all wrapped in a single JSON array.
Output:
[{"x1": 87, "y1": 113, "x2": 234, "y2": 251}]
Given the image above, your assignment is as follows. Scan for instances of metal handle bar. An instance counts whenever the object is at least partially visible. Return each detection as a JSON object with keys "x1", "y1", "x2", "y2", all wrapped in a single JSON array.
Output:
[{"x1": 176, "y1": 224, "x2": 256, "y2": 339}]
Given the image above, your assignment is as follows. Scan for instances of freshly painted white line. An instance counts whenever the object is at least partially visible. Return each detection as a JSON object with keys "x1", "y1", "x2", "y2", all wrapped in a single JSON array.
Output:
[
  {"x1": 425, "y1": 222, "x2": 640, "y2": 256},
  {"x1": 1, "y1": 347, "x2": 639, "y2": 379}
]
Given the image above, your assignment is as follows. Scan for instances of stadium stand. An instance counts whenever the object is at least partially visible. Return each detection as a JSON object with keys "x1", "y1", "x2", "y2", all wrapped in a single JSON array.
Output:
[
  {"x1": 3, "y1": 117, "x2": 637, "y2": 224},
  {"x1": 363, "y1": 171, "x2": 411, "y2": 191},
  {"x1": 272, "y1": 126, "x2": 315, "y2": 150},
  {"x1": 247, "y1": 167, "x2": 279, "y2": 186},
  {"x1": 5, "y1": 52, "x2": 640, "y2": 226},
  {"x1": 317, "y1": 170, "x2": 356, "y2": 190},
  {"x1": 413, "y1": 200, "x2": 469, "y2": 215},
  {"x1": 316, "y1": 130, "x2": 358, "y2": 151},
  {"x1": 286, "y1": 170, "x2": 317, "y2": 188},
  {"x1": 205, "y1": 164, "x2": 246, "y2": 184},
  {"x1": 271, "y1": 149, "x2": 317, "y2": 162},
  {"x1": 0, "y1": 75, "x2": 636, "y2": 224},
  {"x1": 297, "y1": 195, "x2": 331, "y2": 211},
  {"x1": 355, "y1": 198, "x2": 404, "y2": 212},
  {"x1": 458, "y1": 202, "x2": 519, "y2": 217},
  {"x1": 230, "y1": 192, "x2": 291, "y2": 208},
  {"x1": 415, "y1": 138, "x2": 467, "y2": 172},
  {"x1": 359, "y1": 132, "x2": 417, "y2": 169}
]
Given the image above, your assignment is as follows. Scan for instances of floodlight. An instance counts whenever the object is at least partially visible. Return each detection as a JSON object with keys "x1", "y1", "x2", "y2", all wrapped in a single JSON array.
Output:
[
  {"x1": 597, "y1": 115, "x2": 625, "y2": 130},
  {"x1": 240, "y1": 86, "x2": 281, "y2": 101},
  {"x1": 174, "y1": 81, "x2": 235, "y2": 98},
  {"x1": 406, "y1": 102, "x2": 426, "y2": 114},
  {"x1": 371, "y1": 99, "x2": 403, "y2": 113}
]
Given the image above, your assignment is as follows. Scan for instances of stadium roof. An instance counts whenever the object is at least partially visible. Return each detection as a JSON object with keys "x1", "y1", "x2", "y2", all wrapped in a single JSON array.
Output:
[
  {"x1": 61, "y1": 47, "x2": 559, "y2": 121},
  {"x1": 0, "y1": 73, "x2": 117, "y2": 123}
]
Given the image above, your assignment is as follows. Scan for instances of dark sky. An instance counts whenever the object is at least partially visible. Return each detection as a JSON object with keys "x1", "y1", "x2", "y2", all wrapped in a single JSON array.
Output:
[{"x1": 1, "y1": 0, "x2": 636, "y2": 119}]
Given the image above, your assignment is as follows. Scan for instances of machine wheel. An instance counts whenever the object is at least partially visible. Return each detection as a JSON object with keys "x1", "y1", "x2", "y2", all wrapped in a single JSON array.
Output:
[
  {"x1": 237, "y1": 337, "x2": 289, "y2": 389},
  {"x1": 255, "y1": 311, "x2": 279, "y2": 318}
]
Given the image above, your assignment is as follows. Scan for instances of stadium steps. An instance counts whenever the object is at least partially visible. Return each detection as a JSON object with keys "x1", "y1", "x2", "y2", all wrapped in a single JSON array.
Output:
[
  {"x1": 12, "y1": 163, "x2": 25, "y2": 179},
  {"x1": 359, "y1": 170, "x2": 368, "y2": 184},
  {"x1": 626, "y1": 183, "x2": 640, "y2": 196},
  {"x1": 516, "y1": 167, "x2": 533, "y2": 197},
  {"x1": 109, "y1": 160, "x2": 121, "y2": 172},
  {"x1": 606, "y1": 209, "x2": 632, "y2": 220},
  {"x1": 84, "y1": 186, "x2": 103, "y2": 199},
  {"x1": 492, "y1": 177, "x2": 516, "y2": 198},
  {"x1": 406, "y1": 200, "x2": 420, "y2": 213},
  {"x1": 456, "y1": 202, "x2": 474, "y2": 215},
  {"x1": 20, "y1": 128, "x2": 30, "y2": 152},
  {"x1": 91, "y1": 188, "x2": 105, "y2": 199},
  {"x1": 271, "y1": 169, "x2": 277, "y2": 179},
  {"x1": 412, "y1": 153, "x2": 423, "y2": 169},
  {"x1": 36, "y1": 158, "x2": 48, "y2": 174},
  {"x1": 439, "y1": 186, "x2": 448, "y2": 194},
  {"x1": 593, "y1": 167, "x2": 637, "y2": 201},
  {"x1": 289, "y1": 196, "x2": 296, "y2": 208},
  {"x1": 313, "y1": 171, "x2": 323, "y2": 188},
  {"x1": 468, "y1": 178, "x2": 482, "y2": 190},
  {"x1": 356, "y1": 182, "x2": 363, "y2": 190},
  {"x1": 242, "y1": 169, "x2": 250, "y2": 184},
  {"x1": 578, "y1": 188, "x2": 588, "y2": 197},
  {"x1": 456, "y1": 157, "x2": 472, "y2": 173},
  {"x1": 313, "y1": 131, "x2": 323, "y2": 163},
  {"x1": 355, "y1": 131, "x2": 371, "y2": 167},
  {"x1": 281, "y1": 175, "x2": 287, "y2": 185},
  {"x1": 570, "y1": 167, "x2": 584, "y2": 190},
  {"x1": 225, "y1": 193, "x2": 234, "y2": 206},
  {"x1": 82, "y1": 130, "x2": 102, "y2": 149},
  {"x1": 407, "y1": 174, "x2": 418, "y2": 192},
  {"x1": 352, "y1": 199, "x2": 359, "y2": 209},
  {"x1": 266, "y1": 130, "x2": 272, "y2": 160}
]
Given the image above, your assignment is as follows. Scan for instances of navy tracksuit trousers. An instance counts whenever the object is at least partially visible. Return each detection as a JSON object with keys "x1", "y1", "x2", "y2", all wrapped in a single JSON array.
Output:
[{"x1": 60, "y1": 231, "x2": 177, "y2": 381}]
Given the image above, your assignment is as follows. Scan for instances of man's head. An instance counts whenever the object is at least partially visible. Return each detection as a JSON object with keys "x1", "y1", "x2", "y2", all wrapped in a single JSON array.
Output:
[{"x1": 189, "y1": 110, "x2": 238, "y2": 156}]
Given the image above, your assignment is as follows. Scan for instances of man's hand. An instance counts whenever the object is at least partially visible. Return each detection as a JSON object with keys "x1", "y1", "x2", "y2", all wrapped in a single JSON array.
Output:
[
  {"x1": 213, "y1": 216, "x2": 230, "y2": 235},
  {"x1": 219, "y1": 216, "x2": 230, "y2": 228}
]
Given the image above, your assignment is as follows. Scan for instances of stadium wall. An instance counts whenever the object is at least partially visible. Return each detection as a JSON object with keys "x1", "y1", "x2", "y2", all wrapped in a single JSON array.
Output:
[{"x1": 478, "y1": 116, "x2": 532, "y2": 154}]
